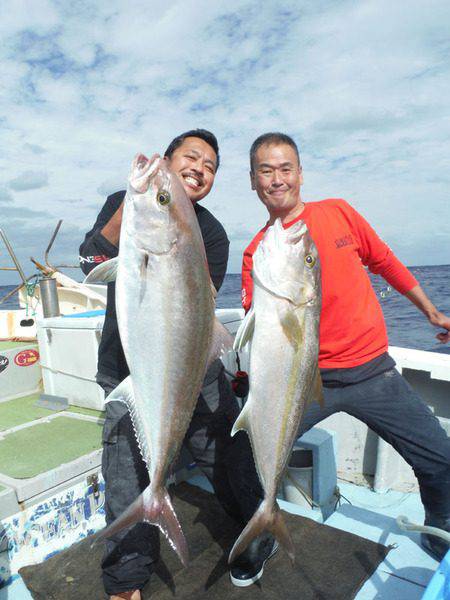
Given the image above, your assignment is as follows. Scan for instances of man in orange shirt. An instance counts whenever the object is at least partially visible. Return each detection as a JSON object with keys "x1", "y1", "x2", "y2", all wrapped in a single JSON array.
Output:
[{"x1": 242, "y1": 132, "x2": 450, "y2": 561}]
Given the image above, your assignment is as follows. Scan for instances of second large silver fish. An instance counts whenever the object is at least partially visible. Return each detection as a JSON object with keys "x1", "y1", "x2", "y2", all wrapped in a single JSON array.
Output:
[{"x1": 229, "y1": 218, "x2": 322, "y2": 564}]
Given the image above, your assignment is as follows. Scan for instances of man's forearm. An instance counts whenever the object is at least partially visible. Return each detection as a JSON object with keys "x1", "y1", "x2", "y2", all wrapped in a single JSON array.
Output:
[
  {"x1": 406, "y1": 285, "x2": 439, "y2": 320},
  {"x1": 406, "y1": 285, "x2": 450, "y2": 343},
  {"x1": 101, "y1": 202, "x2": 124, "y2": 247}
]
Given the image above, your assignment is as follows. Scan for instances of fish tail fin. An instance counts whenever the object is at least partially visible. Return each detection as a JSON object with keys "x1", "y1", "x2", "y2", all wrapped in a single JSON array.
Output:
[
  {"x1": 228, "y1": 500, "x2": 295, "y2": 565},
  {"x1": 154, "y1": 489, "x2": 189, "y2": 567},
  {"x1": 92, "y1": 485, "x2": 189, "y2": 567}
]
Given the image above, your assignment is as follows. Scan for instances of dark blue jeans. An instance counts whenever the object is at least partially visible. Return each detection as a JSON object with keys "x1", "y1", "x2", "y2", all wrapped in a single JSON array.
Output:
[
  {"x1": 98, "y1": 361, "x2": 263, "y2": 595},
  {"x1": 298, "y1": 367, "x2": 450, "y2": 518}
]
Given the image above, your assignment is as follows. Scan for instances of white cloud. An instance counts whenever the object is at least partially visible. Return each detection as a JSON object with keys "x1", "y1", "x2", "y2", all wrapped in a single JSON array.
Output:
[
  {"x1": 0, "y1": 0, "x2": 449, "y2": 286},
  {"x1": 8, "y1": 171, "x2": 49, "y2": 191},
  {"x1": 0, "y1": 188, "x2": 13, "y2": 203}
]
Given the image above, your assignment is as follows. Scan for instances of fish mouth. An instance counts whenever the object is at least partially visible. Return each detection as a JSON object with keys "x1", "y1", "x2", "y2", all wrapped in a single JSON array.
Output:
[{"x1": 130, "y1": 154, "x2": 162, "y2": 193}]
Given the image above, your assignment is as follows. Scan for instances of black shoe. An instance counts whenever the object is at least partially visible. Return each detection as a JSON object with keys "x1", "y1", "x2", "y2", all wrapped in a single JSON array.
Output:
[
  {"x1": 229, "y1": 535, "x2": 279, "y2": 587},
  {"x1": 420, "y1": 514, "x2": 450, "y2": 562}
]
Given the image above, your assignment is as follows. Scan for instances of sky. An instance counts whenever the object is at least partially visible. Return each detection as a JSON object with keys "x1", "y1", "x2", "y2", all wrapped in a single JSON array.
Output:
[{"x1": 1, "y1": 0, "x2": 449, "y2": 285}]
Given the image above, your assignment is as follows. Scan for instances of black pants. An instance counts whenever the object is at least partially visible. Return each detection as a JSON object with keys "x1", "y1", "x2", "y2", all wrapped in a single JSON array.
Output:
[
  {"x1": 298, "y1": 367, "x2": 450, "y2": 519},
  {"x1": 98, "y1": 360, "x2": 263, "y2": 595}
]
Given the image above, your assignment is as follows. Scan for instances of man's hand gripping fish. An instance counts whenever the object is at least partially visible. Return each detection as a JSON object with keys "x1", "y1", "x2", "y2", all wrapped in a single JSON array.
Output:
[
  {"x1": 230, "y1": 218, "x2": 322, "y2": 564},
  {"x1": 84, "y1": 154, "x2": 232, "y2": 567}
]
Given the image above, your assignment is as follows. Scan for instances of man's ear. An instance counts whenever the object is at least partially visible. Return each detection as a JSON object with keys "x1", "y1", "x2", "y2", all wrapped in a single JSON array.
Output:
[
  {"x1": 299, "y1": 166, "x2": 303, "y2": 187},
  {"x1": 250, "y1": 171, "x2": 256, "y2": 190}
]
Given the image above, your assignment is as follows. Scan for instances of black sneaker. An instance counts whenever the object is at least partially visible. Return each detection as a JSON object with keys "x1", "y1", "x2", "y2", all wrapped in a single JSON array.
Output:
[{"x1": 230, "y1": 535, "x2": 279, "y2": 587}]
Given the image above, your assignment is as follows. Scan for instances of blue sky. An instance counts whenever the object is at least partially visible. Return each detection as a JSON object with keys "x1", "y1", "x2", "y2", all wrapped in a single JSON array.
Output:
[{"x1": 1, "y1": 0, "x2": 449, "y2": 285}]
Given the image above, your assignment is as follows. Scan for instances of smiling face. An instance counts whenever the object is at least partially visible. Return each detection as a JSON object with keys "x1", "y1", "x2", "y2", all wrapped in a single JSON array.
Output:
[
  {"x1": 166, "y1": 136, "x2": 217, "y2": 203},
  {"x1": 251, "y1": 143, "x2": 304, "y2": 223}
]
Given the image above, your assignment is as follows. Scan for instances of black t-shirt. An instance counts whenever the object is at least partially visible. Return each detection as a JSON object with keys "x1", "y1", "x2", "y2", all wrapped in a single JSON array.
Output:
[{"x1": 79, "y1": 190, "x2": 229, "y2": 381}]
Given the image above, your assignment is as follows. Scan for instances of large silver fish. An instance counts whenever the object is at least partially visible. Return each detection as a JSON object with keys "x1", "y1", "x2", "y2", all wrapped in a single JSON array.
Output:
[
  {"x1": 85, "y1": 154, "x2": 232, "y2": 566},
  {"x1": 229, "y1": 218, "x2": 322, "y2": 564}
]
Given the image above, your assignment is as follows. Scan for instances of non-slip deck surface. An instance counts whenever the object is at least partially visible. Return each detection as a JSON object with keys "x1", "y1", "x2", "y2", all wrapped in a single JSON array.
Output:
[
  {"x1": 0, "y1": 416, "x2": 102, "y2": 478},
  {"x1": 19, "y1": 482, "x2": 389, "y2": 599},
  {"x1": 0, "y1": 394, "x2": 53, "y2": 431},
  {"x1": 0, "y1": 394, "x2": 104, "y2": 432}
]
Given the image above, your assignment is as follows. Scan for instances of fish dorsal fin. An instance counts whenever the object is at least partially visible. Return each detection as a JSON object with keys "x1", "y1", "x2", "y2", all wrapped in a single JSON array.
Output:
[
  {"x1": 104, "y1": 376, "x2": 151, "y2": 468},
  {"x1": 207, "y1": 317, "x2": 234, "y2": 369},
  {"x1": 233, "y1": 307, "x2": 256, "y2": 351},
  {"x1": 83, "y1": 257, "x2": 119, "y2": 284},
  {"x1": 231, "y1": 401, "x2": 251, "y2": 437}
]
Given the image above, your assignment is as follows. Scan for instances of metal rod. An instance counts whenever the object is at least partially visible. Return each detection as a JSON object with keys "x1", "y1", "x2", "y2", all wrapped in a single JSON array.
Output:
[
  {"x1": 0, "y1": 228, "x2": 27, "y2": 284},
  {"x1": 53, "y1": 263, "x2": 80, "y2": 269},
  {"x1": 44, "y1": 220, "x2": 63, "y2": 270},
  {"x1": 32, "y1": 255, "x2": 79, "y2": 271},
  {"x1": 30, "y1": 256, "x2": 52, "y2": 276},
  {"x1": 0, "y1": 267, "x2": 20, "y2": 271}
]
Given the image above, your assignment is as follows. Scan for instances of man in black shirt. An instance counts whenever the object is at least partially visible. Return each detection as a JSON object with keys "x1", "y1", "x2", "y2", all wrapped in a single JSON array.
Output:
[{"x1": 79, "y1": 130, "x2": 269, "y2": 599}]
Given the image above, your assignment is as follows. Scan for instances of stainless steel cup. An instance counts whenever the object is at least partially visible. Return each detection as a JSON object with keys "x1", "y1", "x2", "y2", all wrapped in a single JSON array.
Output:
[{"x1": 39, "y1": 277, "x2": 60, "y2": 318}]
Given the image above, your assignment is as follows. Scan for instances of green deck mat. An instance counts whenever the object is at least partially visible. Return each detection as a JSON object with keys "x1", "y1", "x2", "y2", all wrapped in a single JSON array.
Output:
[
  {"x1": 0, "y1": 394, "x2": 51, "y2": 431},
  {"x1": 0, "y1": 395, "x2": 104, "y2": 431},
  {"x1": 0, "y1": 341, "x2": 36, "y2": 351},
  {"x1": 0, "y1": 416, "x2": 102, "y2": 479}
]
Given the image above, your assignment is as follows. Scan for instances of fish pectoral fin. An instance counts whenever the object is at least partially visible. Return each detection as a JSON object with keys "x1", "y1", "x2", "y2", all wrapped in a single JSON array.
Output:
[
  {"x1": 233, "y1": 307, "x2": 255, "y2": 351},
  {"x1": 279, "y1": 306, "x2": 304, "y2": 350},
  {"x1": 83, "y1": 257, "x2": 119, "y2": 284},
  {"x1": 207, "y1": 317, "x2": 234, "y2": 368}
]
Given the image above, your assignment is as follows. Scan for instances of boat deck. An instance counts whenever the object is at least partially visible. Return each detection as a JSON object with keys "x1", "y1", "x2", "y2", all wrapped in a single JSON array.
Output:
[
  {"x1": 189, "y1": 475, "x2": 441, "y2": 599},
  {"x1": 0, "y1": 391, "x2": 104, "y2": 520},
  {"x1": 0, "y1": 332, "x2": 447, "y2": 598},
  {"x1": 2, "y1": 476, "x2": 440, "y2": 600}
]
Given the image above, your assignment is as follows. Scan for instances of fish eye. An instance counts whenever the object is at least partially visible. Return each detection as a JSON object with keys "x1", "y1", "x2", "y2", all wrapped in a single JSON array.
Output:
[
  {"x1": 157, "y1": 190, "x2": 171, "y2": 206},
  {"x1": 304, "y1": 254, "x2": 316, "y2": 268}
]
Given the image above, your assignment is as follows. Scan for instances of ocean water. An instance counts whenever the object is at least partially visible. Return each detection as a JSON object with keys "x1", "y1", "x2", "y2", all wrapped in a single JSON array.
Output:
[
  {"x1": 216, "y1": 265, "x2": 450, "y2": 355},
  {"x1": 1, "y1": 264, "x2": 449, "y2": 354}
]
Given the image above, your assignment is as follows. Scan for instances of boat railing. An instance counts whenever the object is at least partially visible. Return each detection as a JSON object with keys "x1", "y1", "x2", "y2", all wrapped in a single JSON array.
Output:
[{"x1": 0, "y1": 221, "x2": 80, "y2": 308}]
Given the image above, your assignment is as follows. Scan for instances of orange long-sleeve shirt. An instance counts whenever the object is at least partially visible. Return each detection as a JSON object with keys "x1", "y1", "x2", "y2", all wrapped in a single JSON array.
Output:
[{"x1": 242, "y1": 199, "x2": 418, "y2": 369}]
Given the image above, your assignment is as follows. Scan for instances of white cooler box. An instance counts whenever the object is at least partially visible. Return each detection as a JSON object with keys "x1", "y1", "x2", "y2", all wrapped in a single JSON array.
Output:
[{"x1": 37, "y1": 312, "x2": 105, "y2": 411}]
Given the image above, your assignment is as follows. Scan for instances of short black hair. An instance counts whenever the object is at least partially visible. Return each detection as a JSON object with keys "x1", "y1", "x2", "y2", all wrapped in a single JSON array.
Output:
[
  {"x1": 164, "y1": 129, "x2": 220, "y2": 171},
  {"x1": 250, "y1": 132, "x2": 300, "y2": 172}
]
